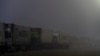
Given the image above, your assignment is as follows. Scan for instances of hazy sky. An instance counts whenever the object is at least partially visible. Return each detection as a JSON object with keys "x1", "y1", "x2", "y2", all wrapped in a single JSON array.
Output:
[
  {"x1": 1, "y1": 0, "x2": 100, "y2": 37},
  {"x1": 1, "y1": 0, "x2": 100, "y2": 50}
]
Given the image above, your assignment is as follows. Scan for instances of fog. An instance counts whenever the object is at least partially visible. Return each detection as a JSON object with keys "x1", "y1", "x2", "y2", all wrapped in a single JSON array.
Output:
[{"x1": 1, "y1": 0, "x2": 100, "y2": 50}]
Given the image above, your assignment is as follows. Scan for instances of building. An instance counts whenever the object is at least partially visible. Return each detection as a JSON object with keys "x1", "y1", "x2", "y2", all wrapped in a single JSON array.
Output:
[
  {"x1": 13, "y1": 25, "x2": 31, "y2": 46},
  {"x1": 0, "y1": 23, "x2": 70, "y2": 52},
  {"x1": 0, "y1": 23, "x2": 5, "y2": 46}
]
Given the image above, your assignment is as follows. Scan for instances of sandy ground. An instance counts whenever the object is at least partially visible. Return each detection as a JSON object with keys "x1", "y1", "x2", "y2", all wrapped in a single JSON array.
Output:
[{"x1": 1, "y1": 49, "x2": 100, "y2": 56}]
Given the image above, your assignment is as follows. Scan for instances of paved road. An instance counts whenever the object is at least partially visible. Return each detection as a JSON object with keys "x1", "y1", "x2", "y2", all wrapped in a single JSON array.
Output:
[{"x1": 1, "y1": 49, "x2": 100, "y2": 56}]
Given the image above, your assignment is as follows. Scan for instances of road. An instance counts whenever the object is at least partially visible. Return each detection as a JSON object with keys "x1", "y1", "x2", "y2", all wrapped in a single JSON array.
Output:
[{"x1": 1, "y1": 49, "x2": 100, "y2": 56}]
